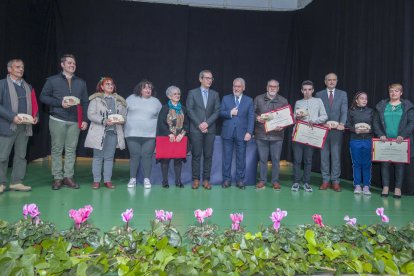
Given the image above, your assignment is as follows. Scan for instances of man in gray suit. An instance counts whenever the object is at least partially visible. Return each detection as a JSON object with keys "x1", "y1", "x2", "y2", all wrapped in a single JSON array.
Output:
[
  {"x1": 186, "y1": 70, "x2": 220, "y2": 190},
  {"x1": 315, "y1": 73, "x2": 348, "y2": 192}
]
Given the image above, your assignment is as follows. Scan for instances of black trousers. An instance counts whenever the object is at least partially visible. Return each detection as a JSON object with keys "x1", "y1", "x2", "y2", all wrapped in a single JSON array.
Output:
[{"x1": 189, "y1": 132, "x2": 215, "y2": 180}]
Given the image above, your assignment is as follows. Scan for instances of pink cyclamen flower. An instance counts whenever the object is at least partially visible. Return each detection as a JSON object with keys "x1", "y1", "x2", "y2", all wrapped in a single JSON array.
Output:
[
  {"x1": 270, "y1": 208, "x2": 288, "y2": 232},
  {"x1": 23, "y1": 203, "x2": 40, "y2": 219},
  {"x1": 205, "y1": 208, "x2": 213, "y2": 217},
  {"x1": 69, "y1": 205, "x2": 93, "y2": 229},
  {"x1": 194, "y1": 209, "x2": 206, "y2": 224},
  {"x1": 69, "y1": 209, "x2": 83, "y2": 228},
  {"x1": 312, "y1": 214, "x2": 325, "y2": 227},
  {"x1": 230, "y1": 213, "x2": 244, "y2": 231},
  {"x1": 155, "y1": 210, "x2": 166, "y2": 221},
  {"x1": 165, "y1": 211, "x2": 173, "y2": 221},
  {"x1": 122, "y1": 208, "x2": 133, "y2": 223},
  {"x1": 344, "y1": 215, "x2": 357, "y2": 226},
  {"x1": 376, "y1": 207, "x2": 389, "y2": 223}
]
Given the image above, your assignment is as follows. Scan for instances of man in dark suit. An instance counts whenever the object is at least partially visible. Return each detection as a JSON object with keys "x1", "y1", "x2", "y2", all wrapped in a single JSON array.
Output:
[
  {"x1": 186, "y1": 70, "x2": 220, "y2": 190},
  {"x1": 315, "y1": 73, "x2": 348, "y2": 192},
  {"x1": 220, "y1": 77, "x2": 254, "y2": 189}
]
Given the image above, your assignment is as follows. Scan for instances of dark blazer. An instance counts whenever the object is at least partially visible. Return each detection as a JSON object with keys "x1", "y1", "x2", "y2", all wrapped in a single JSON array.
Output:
[
  {"x1": 156, "y1": 104, "x2": 189, "y2": 136},
  {"x1": 186, "y1": 87, "x2": 220, "y2": 134},
  {"x1": 315, "y1": 89, "x2": 348, "y2": 125},
  {"x1": 220, "y1": 94, "x2": 254, "y2": 140}
]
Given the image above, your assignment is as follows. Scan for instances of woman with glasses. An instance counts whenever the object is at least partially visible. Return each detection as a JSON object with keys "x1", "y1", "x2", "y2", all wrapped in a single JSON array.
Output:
[
  {"x1": 156, "y1": 86, "x2": 188, "y2": 188},
  {"x1": 85, "y1": 77, "x2": 127, "y2": 189}
]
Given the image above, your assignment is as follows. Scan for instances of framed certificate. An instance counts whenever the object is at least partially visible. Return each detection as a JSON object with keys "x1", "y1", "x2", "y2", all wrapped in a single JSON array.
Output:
[
  {"x1": 262, "y1": 105, "x2": 294, "y2": 132},
  {"x1": 372, "y1": 138, "x2": 410, "y2": 164},
  {"x1": 292, "y1": 121, "x2": 329, "y2": 149}
]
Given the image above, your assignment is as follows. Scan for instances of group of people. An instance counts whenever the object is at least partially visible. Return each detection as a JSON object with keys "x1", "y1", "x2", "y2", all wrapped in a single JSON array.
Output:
[{"x1": 1, "y1": 55, "x2": 413, "y2": 198}]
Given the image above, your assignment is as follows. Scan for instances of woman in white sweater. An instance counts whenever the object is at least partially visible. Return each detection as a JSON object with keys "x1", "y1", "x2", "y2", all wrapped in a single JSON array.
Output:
[{"x1": 125, "y1": 80, "x2": 162, "y2": 188}]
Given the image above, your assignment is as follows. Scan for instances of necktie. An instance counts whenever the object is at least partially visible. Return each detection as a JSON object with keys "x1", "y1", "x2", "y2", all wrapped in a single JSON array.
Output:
[
  {"x1": 235, "y1": 96, "x2": 240, "y2": 108},
  {"x1": 202, "y1": 90, "x2": 208, "y2": 108},
  {"x1": 328, "y1": 90, "x2": 333, "y2": 106}
]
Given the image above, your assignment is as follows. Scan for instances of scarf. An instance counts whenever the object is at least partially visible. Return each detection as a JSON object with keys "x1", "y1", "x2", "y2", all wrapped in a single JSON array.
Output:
[
  {"x1": 168, "y1": 100, "x2": 182, "y2": 114},
  {"x1": 6, "y1": 75, "x2": 32, "y2": 135}
]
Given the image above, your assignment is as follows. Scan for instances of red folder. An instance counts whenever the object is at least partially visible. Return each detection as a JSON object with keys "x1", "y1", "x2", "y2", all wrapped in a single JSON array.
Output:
[
  {"x1": 156, "y1": 136, "x2": 187, "y2": 159},
  {"x1": 31, "y1": 88, "x2": 38, "y2": 117}
]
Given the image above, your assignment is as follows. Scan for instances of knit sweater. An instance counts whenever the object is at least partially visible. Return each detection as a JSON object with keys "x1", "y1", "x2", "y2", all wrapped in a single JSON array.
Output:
[{"x1": 125, "y1": 95, "x2": 162, "y2": 138}]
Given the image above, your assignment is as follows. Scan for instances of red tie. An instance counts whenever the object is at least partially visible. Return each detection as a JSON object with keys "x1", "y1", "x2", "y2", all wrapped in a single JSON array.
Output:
[{"x1": 329, "y1": 90, "x2": 333, "y2": 106}]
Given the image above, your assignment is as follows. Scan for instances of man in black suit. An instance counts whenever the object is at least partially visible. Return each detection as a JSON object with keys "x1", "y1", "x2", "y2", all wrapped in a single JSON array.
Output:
[{"x1": 186, "y1": 70, "x2": 220, "y2": 190}]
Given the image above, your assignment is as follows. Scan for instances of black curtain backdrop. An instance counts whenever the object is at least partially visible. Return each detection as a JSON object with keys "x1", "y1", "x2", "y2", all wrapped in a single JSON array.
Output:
[{"x1": 1, "y1": 0, "x2": 413, "y2": 192}]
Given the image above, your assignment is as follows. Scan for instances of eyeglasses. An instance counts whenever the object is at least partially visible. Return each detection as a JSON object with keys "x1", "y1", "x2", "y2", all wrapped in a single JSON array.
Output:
[
  {"x1": 203, "y1": 77, "x2": 214, "y2": 81},
  {"x1": 172, "y1": 93, "x2": 181, "y2": 96},
  {"x1": 268, "y1": 85, "x2": 279, "y2": 88}
]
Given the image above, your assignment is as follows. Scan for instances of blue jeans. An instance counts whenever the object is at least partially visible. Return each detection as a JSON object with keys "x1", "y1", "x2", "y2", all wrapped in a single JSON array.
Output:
[{"x1": 349, "y1": 139, "x2": 372, "y2": 186}]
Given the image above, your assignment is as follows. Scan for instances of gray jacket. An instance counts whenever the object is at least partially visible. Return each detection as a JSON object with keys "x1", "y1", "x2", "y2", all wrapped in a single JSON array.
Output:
[
  {"x1": 254, "y1": 93, "x2": 288, "y2": 141},
  {"x1": 40, "y1": 73, "x2": 88, "y2": 122},
  {"x1": 84, "y1": 93, "x2": 127, "y2": 150},
  {"x1": 0, "y1": 78, "x2": 33, "y2": 137}
]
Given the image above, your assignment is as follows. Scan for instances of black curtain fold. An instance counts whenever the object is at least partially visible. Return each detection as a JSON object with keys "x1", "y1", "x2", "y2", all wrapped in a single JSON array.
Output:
[{"x1": 1, "y1": 0, "x2": 413, "y2": 192}]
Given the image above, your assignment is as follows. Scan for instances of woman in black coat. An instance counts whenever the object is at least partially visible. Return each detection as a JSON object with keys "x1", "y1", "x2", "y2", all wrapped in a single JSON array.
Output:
[{"x1": 156, "y1": 86, "x2": 189, "y2": 188}]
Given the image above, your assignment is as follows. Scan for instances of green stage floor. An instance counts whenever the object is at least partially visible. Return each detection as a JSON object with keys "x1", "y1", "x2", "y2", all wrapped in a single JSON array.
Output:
[{"x1": 0, "y1": 160, "x2": 413, "y2": 233}]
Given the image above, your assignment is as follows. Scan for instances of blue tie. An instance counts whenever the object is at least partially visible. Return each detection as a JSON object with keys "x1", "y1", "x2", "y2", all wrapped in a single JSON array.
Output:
[
  {"x1": 202, "y1": 90, "x2": 208, "y2": 108},
  {"x1": 235, "y1": 96, "x2": 240, "y2": 108}
]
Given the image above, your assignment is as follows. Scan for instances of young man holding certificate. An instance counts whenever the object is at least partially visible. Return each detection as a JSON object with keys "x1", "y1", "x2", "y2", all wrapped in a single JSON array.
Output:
[{"x1": 291, "y1": 80, "x2": 327, "y2": 192}]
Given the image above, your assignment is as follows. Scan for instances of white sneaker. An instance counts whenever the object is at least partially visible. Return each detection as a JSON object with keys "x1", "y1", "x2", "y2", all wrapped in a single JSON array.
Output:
[
  {"x1": 291, "y1": 183, "x2": 300, "y2": 192},
  {"x1": 303, "y1": 183, "x2": 313, "y2": 192},
  {"x1": 354, "y1": 185, "x2": 362, "y2": 194},
  {"x1": 144, "y1": 178, "x2": 151, "y2": 189},
  {"x1": 127, "y1": 178, "x2": 136, "y2": 188},
  {"x1": 363, "y1": 186, "x2": 371, "y2": 195}
]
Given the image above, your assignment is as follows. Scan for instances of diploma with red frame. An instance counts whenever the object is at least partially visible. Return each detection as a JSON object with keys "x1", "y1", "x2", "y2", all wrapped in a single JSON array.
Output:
[
  {"x1": 262, "y1": 105, "x2": 294, "y2": 132},
  {"x1": 372, "y1": 138, "x2": 410, "y2": 164},
  {"x1": 155, "y1": 136, "x2": 188, "y2": 159},
  {"x1": 292, "y1": 121, "x2": 329, "y2": 149}
]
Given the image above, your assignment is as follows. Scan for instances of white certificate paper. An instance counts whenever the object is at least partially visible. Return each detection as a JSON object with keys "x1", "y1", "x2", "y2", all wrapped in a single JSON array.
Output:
[
  {"x1": 292, "y1": 121, "x2": 329, "y2": 149},
  {"x1": 263, "y1": 105, "x2": 294, "y2": 132},
  {"x1": 372, "y1": 138, "x2": 410, "y2": 164}
]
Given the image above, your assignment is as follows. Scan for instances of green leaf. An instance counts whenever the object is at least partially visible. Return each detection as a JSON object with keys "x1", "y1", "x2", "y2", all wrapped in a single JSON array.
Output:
[
  {"x1": 363, "y1": 262, "x2": 373, "y2": 273},
  {"x1": 156, "y1": 236, "x2": 169, "y2": 250},
  {"x1": 0, "y1": 257, "x2": 16, "y2": 275},
  {"x1": 76, "y1": 262, "x2": 88, "y2": 276},
  {"x1": 305, "y1": 230, "x2": 316, "y2": 247},
  {"x1": 322, "y1": 247, "x2": 341, "y2": 260},
  {"x1": 244, "y1": 232, "x2": 254, "y2": 241},
  {"x1": 384, "y1": 259, "x2": 399, "y2": 275}
]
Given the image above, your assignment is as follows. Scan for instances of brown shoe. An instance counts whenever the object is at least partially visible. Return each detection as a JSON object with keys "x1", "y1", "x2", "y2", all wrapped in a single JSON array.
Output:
[
  {"x1": 63, "y1": 177, "x2": 80, "y2": 189},
  {"x1": 104, "y1": 182, "x2": 115, "y2": 189},
  {"x1": 256, "y1": 181, "x2": 265, "y2": 189},
  {"x1": 319, "y1": 182, "x2": 330, "y2": 190},
  {"x1": 192, "y1": 179, "x2": 200, "y2": 189},
  {"x1": 92, "y1": 182, "x2": 100, "y2": 189},
  {"x1": 332, "y1": 183, "x2": 342, "y2": 192},
  {"x1": 52, "y1": 179, "x2": 62, "y2": 190},
  {"x1": 272, "y1": 182, "x2": 281, "y2": 190},
  {"x1": 203, "y1": 180, "x2": 212, "y2": 190}
]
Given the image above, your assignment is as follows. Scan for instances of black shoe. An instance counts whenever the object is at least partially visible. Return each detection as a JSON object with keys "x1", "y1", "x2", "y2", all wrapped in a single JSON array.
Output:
[
  {"x1": 175, "y1": 180, "x2": 184, "y2": 188},
  {"x1": 381, "y1": 193, "x2": 389, "y2": 197},
  {"x1": 393, "y1": 194, "x2": 401, "y2": 199},
  {"x1": 162, "y1": 181, "x2": 169, "y2": 188},
  {"x1": 222, "y1": 180, "x2": 231, "y2": 188},
  {"x1": 236, "y1": 181, "x2": 245, "y2": 190}
]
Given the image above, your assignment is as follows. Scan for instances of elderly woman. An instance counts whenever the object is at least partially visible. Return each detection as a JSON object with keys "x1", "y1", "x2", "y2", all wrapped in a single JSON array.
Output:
[
  {"x1": 85, "y1": 77, "x2": 127, "y2": 189},
  {"x1": 156, "y1": 86, "x2": 188, "y2": 188},
  {"x1": 373, "y1": 83, "x2": 414, "y2": 198},
  {"x1": 125, "y1": 80, "x2": 162, "y2": 189}
]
